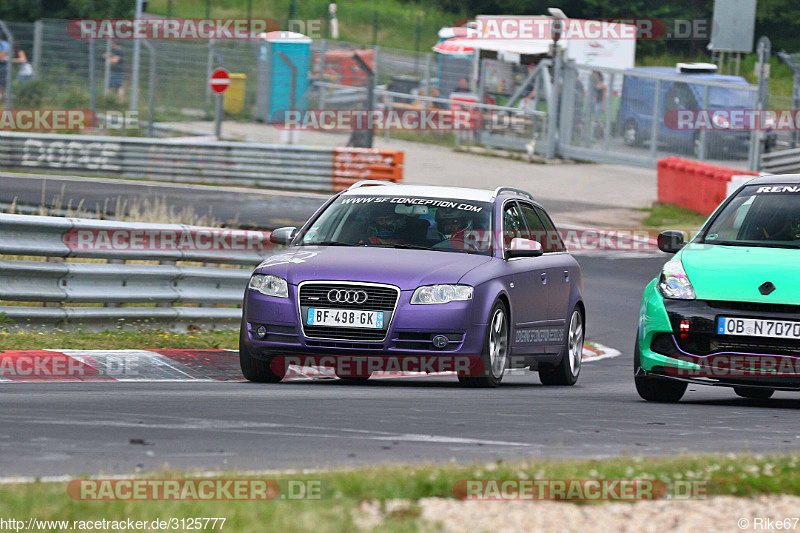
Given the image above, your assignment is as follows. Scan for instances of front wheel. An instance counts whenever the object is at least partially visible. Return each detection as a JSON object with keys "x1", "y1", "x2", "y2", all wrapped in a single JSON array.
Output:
[
  {"x1": 539, "y1": 306, "x2": 583, "y2": 386},
  {"x1": 459, "y1": 301, "x2": 509, "y2": 388},
  {"x1": 634, "y1": 333, "x2": 686, "y2": 402}
]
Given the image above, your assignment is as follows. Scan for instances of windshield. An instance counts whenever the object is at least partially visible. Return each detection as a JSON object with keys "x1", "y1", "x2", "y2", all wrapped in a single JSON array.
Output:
[
  {"x1": 297, "y1": 195, "x2": 494, "y2": 255},
  {"x1": 702, "y1": 184, "x2": 800, "y2": 248},
  {"x1": 706, "y1": 85, "x2": 754, "y2": 109}
]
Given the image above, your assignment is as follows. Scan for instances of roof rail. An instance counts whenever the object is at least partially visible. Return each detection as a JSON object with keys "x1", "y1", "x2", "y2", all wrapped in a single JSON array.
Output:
[
  {"x1": 347, "y1": 180, "x2": 397, "y2": 190},
  {"x1": 492, "y1": 187, "x2": 534, "y2": 200}
]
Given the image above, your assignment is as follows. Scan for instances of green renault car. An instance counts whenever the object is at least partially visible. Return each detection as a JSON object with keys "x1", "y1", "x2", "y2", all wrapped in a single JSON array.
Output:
[{"x1": 636, "y1": 175, "x2": 800, "y2": 402}]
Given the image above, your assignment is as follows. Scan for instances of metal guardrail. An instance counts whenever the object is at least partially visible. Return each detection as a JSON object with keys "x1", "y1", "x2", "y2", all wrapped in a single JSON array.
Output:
[
  {"x1": 761, "y1": 147, "x2": 800, "y2": 174},
  {"x1": 0, "y1": 213, "x2": 277, "y2": 331},
  {"x1": 0, "y1": 132, "x2": 403, "y2": 193}
]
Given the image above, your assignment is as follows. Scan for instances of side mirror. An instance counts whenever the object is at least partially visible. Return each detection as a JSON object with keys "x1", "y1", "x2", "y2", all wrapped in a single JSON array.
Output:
[
  {"x1": 658, "y1": 230, "x2": 685, "y2": 253},
  {"x1": 506, "y1": 238, "x2": 543, "y2": 259},
  {"x1": 270, "y1": 226, "x2": 297, "y2": 246}
]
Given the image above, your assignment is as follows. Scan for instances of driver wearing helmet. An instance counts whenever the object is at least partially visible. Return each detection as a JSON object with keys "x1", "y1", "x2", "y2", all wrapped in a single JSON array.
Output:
[
  {"x1": 362, "y1": 202, "x2": 408, "y2": 245},
  {"x1": 435, "y1": 207, "x2": 473, "y2": 240}
]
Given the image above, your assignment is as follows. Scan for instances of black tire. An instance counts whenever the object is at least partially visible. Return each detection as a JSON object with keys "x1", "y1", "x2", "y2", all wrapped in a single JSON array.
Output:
[
  {"x1": 239, "y1": 324, "x2": 284, "y2": 383},
  {"x1": 539, "y1": 306, "x2": 584, "y2": 386},
  {"x1": 458, "y1": 300, "x2": 509, "y2": 388},
  {"x1": 623, "y1": 119, "x2": 642, "y2": 147},
  {"x1": 733, "y1": 386, "x2": 774, "y2": 400},
  {"x1": 634, "y1": 333, "x2": 686, "y2": 402}
]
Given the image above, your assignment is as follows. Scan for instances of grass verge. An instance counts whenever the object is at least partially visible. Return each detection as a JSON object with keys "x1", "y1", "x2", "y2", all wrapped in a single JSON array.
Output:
[
  {"x1": 0, "y1": 329, "x2": 238, "y2": 350},
  {"x1": 1, "y1": 453, "x2": 799, "y2": 532},
  {"x1": 639, "y1": 202, "x2": 709, "y2": 233}
]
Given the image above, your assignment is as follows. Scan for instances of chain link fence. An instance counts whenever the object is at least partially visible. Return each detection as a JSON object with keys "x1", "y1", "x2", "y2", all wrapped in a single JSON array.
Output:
[{"x1": 0, "y1": 18, "x2": 787, "y2": 171}]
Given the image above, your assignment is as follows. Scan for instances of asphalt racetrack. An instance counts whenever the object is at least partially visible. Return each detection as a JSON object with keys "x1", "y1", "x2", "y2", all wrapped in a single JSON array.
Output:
[{"x1": 3, "y1": 253, "x2": 800, "y2": 479}]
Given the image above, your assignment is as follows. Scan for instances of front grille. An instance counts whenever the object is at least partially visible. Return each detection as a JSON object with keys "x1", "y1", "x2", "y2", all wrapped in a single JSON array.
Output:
[
  {"x1": 677, "y1": 333, "x2": 800, "y2": 357},
  {"x1": 298, "y1": 282, "x2": 400, "y2": 342},
  {"x1": 707, "y1": 301, "x2": 800, "y2": 315},
  {"x1": 299, "y1": 283, "x2": 399, "y2": 311}
]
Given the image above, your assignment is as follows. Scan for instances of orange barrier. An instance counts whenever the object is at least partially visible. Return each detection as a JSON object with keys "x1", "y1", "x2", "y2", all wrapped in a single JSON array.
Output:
[
  {"x1": 657, "y1": 157, "x2": 757, "y2": 215},
  {"x1": 332, "y1": 148, "x2": 404, "y2": 191}
]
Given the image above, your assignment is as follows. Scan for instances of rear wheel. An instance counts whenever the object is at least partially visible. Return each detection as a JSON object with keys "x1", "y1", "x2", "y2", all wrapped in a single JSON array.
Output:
[
  {"x1": 459, "y1": 301, "x2": 509, "y2": 388},
  {"x1": 239, "y1": 324, "x2": 284, "y2": 383},
  {"x1": 539, "y1": 306, "x2": 583, "y2": 386},
  {"x1": 734, "y1": 386, "x2": 774, "y2": 400},
  {"x1": 634, "y1": 333, "x2": 686, "y2": 402}
]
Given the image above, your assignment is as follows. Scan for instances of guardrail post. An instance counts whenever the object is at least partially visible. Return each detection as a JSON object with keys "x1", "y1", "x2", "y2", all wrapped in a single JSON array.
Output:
[{"x1": 105, "y1": 259, "x2": 124, "y2": 308}]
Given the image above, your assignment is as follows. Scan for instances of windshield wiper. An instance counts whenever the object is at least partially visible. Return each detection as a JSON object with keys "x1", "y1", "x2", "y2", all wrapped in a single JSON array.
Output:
[
  {"x1": 302, "y1": 240, "x2": 356, "y2": 247},
  {"x1": 388, "y1": 243, "x2": 433, "y2": 251}
]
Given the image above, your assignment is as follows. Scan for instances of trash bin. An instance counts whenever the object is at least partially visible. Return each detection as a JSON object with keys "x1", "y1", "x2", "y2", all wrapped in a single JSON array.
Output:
[{"x1": 223, "y1": 73, "x2": 247, "y2": 115}]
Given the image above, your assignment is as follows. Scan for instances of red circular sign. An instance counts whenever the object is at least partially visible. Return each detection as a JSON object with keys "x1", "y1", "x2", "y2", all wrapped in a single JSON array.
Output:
[{"x1": 209, "y1": 68, "x2": 230, "y2": 94}]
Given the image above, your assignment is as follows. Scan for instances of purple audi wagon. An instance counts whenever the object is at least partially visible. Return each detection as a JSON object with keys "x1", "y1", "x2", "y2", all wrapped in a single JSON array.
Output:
[{"x1": 240, "y1": 182, "x2": 585, "y2": 387}]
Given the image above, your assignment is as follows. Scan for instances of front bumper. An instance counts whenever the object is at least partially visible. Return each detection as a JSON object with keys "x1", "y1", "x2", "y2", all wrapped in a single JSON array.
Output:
[
  {"x1": 242, "y1": 284, "x2": 486, "y2": 359},
  {"x1": 638, "y1": 280, "x2": 800, "y2": 389}
]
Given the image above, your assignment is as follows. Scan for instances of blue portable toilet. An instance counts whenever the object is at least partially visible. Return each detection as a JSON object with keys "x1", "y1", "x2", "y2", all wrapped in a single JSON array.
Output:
[{"x1": 254, "y1": 31, "x2": 312, "y2": 123}]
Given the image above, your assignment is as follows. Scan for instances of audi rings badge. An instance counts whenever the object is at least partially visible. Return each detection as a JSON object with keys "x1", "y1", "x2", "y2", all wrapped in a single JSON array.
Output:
[{"x1": 327, "y1": 289, "x2": 369, "y2": 304}]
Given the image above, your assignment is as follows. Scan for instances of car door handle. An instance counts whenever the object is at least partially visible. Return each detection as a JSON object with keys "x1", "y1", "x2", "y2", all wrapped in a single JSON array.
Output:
[
  {"x1": 540, "y1": 272, "x2": 547, "y2": 285},
  {"x1": 564, "y1": 270, "x2": 570, "y2": 283}
]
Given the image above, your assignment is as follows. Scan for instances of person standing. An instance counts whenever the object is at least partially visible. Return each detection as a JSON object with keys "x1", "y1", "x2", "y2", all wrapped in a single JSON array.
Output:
[
  {"x1": 12, "y1": 43, "x2": 32, "y2": 84},
  {"x1": 104, "y1": 41, "x2": 125, "y2": 99}
]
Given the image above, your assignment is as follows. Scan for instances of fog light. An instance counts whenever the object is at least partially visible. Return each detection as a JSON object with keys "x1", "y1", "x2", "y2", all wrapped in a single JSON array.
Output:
[
  {"x1": 433, "y1": 335, "x2": 448, "y2": 349},
  {"x1": 256, "y1": 325, "x2": 267, "y2": 339}
]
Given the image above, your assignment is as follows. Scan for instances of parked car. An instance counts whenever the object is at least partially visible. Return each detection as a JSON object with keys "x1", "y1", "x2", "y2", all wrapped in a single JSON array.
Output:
[
  {"x1": 616, "y1": 64, "x2": 754, "y2": 159},
  {"x1": 241, "y1": 182, "x2": 585, "y2": 387},
  {"x1": 636, "y1": 174, "x2": 800, "y2": 402}
]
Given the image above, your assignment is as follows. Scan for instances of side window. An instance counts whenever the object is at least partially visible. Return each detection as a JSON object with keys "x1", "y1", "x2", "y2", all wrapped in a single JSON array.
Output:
[
  {"x1": 518, "y1": 203, "x2": 546, "y2": 246},
  {"x1": 534, "y1": 205, "x2": 566, "y2": 252},
  {"x1": 518, "y1": 203, "x2": 565, "y2": 252},
  {"x1": 503, "y1": 203, "x2": 526, "y2": 249}
]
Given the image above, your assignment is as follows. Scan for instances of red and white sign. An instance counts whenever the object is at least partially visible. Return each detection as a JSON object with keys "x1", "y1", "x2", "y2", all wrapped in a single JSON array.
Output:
[{"x1": 209, "y1": 68, "x2": 230, "y2": 94}]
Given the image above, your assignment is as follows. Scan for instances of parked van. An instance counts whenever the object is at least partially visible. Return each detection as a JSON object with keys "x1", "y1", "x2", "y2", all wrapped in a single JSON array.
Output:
[{"x1": 615, "y1": 64, "x2": 755, "y2": 159}]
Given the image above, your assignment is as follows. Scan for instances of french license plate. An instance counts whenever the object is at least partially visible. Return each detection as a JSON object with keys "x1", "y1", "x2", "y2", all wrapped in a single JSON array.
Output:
[
  {"x1": 717, "y1": 317, "x2": 800, "y2": 340},
  {"x1": 307, "y1": 308, "x2": 384, "y2": 329}
]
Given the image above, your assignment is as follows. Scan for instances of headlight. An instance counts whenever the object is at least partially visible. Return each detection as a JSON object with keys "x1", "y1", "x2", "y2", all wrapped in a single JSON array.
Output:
[
  {"x1": 248, "y1": 274, "x2": 289, "y2": 298},
  {"x1": 658, "y1": 259, "x2": 696, "y2": 300},
  {"x1": 411, "y1": 284, "x2": 473, "y2": 305}
]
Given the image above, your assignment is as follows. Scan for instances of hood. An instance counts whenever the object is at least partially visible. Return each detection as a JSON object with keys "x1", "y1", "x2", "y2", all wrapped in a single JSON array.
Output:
[
  {"x1": 255, "y1": 246, "x2": 493, "y2": 290},
  {"x1": 679, "y1": 243, "x2": 800, "y2": 303}
]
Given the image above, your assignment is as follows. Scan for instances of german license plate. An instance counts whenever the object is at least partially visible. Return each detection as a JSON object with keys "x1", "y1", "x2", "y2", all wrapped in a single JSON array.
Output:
[
  {"x1": 307, "y1": 308, "x2": 384, "y2": 329},
  {"x1": 717, "y1": 317, "x2": 800, "y2": 340}
]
